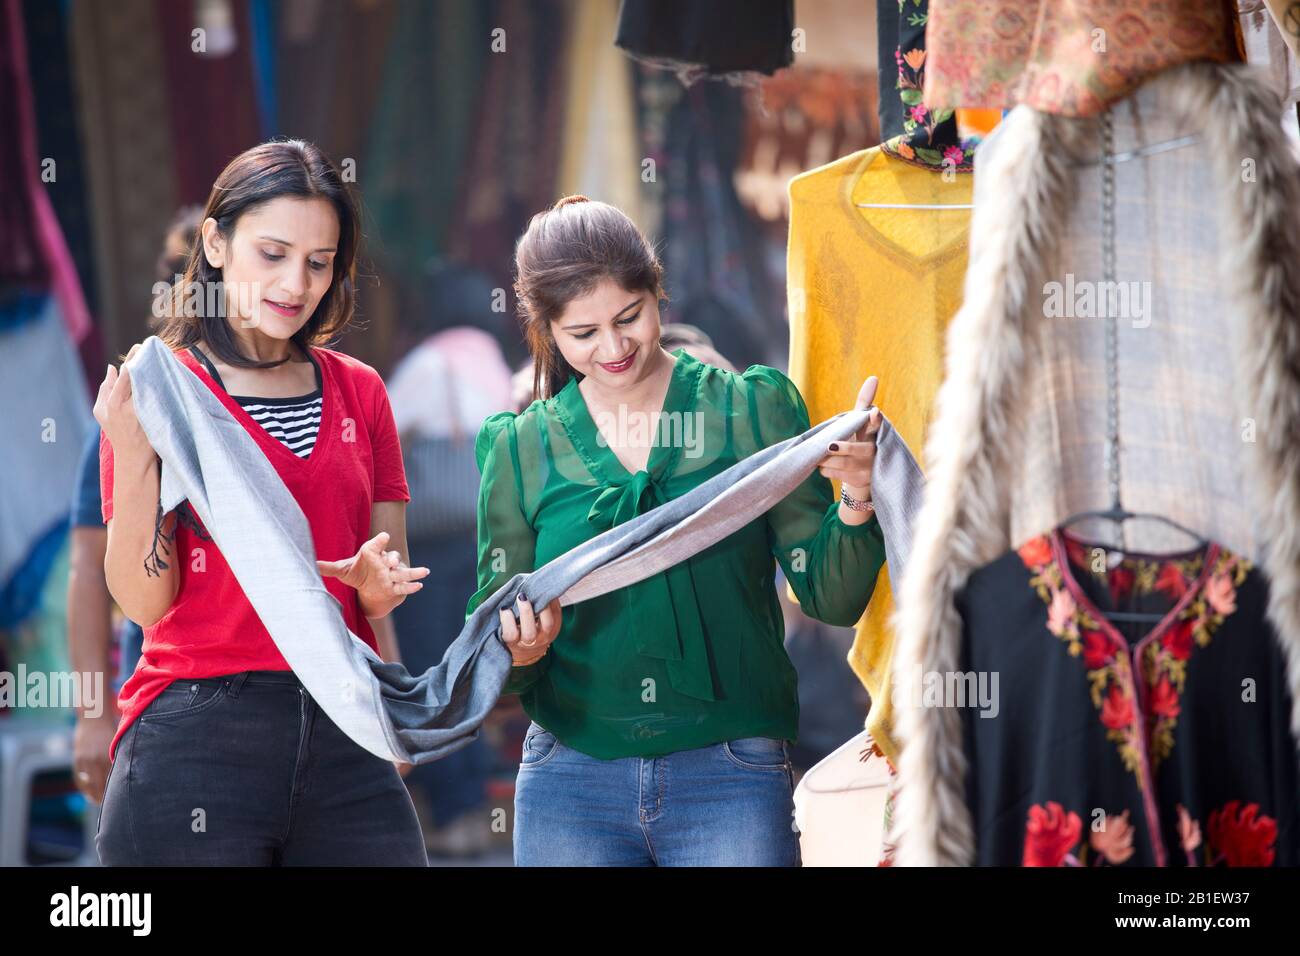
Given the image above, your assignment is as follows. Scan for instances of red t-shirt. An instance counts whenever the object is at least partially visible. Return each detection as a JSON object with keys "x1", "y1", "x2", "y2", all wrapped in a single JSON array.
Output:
[{"x1": 100, "y1": 346, "x2": 409, "y2": 761}]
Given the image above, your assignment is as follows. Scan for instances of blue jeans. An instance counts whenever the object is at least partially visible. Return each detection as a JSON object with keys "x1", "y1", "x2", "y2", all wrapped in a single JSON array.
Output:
[
  {"x1": 96, "y1": 671, "x2": 427, "y2": 866},
  {"x1": 513, "y1": 722, "x2": 801, "y2": 866}
]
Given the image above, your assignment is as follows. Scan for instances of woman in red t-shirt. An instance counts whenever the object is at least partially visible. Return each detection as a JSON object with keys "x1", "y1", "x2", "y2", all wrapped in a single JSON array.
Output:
[{"x1": 93, "y1": 140, "x2": 431, "y2": 866}]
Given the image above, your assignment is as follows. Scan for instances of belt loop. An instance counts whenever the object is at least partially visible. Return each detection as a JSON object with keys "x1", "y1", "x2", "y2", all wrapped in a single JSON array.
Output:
[{"x1": 226, "y1": 672, "x2": 251, "y2": 698}]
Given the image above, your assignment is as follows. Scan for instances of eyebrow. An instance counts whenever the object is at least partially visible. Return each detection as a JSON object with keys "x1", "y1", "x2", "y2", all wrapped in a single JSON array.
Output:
[
  {"x1": 258, "y1": 235, "x2": 337, "y2": 254},
  {"x1": 560, "y1": 297, "x2": 643, "y2": 331}
]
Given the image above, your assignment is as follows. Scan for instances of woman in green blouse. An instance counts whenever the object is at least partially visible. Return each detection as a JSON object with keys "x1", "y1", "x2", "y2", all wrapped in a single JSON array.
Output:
[{"x1": 471, "y1": 195, "x2": 886, "y2": 866}]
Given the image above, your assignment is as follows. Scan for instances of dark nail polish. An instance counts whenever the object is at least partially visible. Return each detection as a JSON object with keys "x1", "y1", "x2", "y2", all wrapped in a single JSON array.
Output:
[{"x1": 829, "y1": 443, "x2": 840, "y2": 452}]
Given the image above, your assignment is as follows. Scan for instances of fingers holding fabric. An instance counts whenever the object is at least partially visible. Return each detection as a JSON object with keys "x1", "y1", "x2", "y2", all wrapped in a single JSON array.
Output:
[{"x1": 499, "y1": 595, "x2": 561, "y2": 666}]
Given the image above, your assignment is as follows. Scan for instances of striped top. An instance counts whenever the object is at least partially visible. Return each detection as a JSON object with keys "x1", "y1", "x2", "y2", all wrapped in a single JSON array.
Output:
[
  {"x1": 188, "y1": 345, "x2": 323, "y2": 459},
  {"x1": 235, "y1": 393, "x2": 323, "y2": 458}
]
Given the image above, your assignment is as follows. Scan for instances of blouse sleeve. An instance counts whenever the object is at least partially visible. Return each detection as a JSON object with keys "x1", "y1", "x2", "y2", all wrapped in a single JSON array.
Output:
[
  {"x1": 744, "y1": 365, "x2": 886, "y2": 627},
  {"x1": 465, "y1": 410, "x2": 549, "y2": 695}
]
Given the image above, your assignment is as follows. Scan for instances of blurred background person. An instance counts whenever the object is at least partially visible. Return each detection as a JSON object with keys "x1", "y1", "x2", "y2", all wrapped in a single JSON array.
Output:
[
  {"x1": 386, "y1": 260, "x2": 513, "y2": 858},
  {"x1": 66, "y1": 205, "x2": 202, "y2": 805}
]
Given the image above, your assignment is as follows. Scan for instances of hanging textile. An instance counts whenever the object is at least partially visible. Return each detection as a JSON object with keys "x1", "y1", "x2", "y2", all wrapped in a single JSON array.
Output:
[
  {"x1": 0, "y1": 297, "x2": 92, "y2": 627},
  {"x1": 876, "y1": 0, "x2": 903, "y2": 140},
  {"x1": 2, "y1": 0, "x2": 91, "y2": 344},
  {"x1": 657, "y1": 81, "x2": 784, "y2": 370},
  {"x1": 960, "y1": 529, "x2": 1298, "y2": 866},
  {"x1": 156, "y1": 0, "x2": 262, "y2": 204},
  {"x1": 18, "y1": 0, "x2": 97, "y2": 318},
  {"x1": 734, "y1": 66, "x2": 880, "y2": 223},
  {"x1": 69, "y1": 0, "x2": 178, "y2": 355},
  {"x1": 121, "y1": 337, "x2": 925, "y2": 766},
  {"x1": 879, "y1": 0, "x2": 977, "y2": 172},
  {"x1": 786, "y1": 143, "x2": 973, "y2": 760},
  {"x1": 922, "y1": 0, "x2": 1244, "y2": 117},
  {"x1": 555, "y1": 0, "x2": 643, "y2": 222},
  {"x1": 614, "y1": 0, "x2": 794, "y2": 87},
  {"x1": 448, "y1": 0, "x2": 567, "y2": 288},
  {"x1": 248, "y1": 0, "x2": 278, "y2": 139},
  {"x1": 364, "y1": 0, "x2": 491, "y2": 280},
  {"x1": 891, "y1": 62, "x2": 1300, "y2": 866}
]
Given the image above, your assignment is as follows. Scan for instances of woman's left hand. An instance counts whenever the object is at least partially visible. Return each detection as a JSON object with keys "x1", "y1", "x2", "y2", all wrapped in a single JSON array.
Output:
[
  {"x1": 317, "y1": 531, "x2": 430, "y2": 618},
  {"x1": 818, "y1": 375, "x2": 880, "y2": 513}
]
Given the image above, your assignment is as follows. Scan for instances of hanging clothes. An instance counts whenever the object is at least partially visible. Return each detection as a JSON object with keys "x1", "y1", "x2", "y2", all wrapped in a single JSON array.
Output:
[
  {"x1": 3, "y1": 0, "x2": 91, "y2": 344},
  {"x1": 786, "y1": 144, "x2": 972, "y2": 761},
  {"x1": 366, "y1": 0, "x2": 492, "y2": 278},
  {"x1": 156, "y1": 0, "x2": 262, "y2": 204},
  {"x1": 922, "y1": 0, "x2": 1244, "y2": 117},
  {"x1": 960, "y1": 529, "x2": 1298, "y2": 866},
  {"x1": 659, "y1": 80, "x2": 784, "y2": 370},
  {"x1": 69, "y1": 0, "x2": 178, "y2": 353},
  {"x1": 878, "y1": 0, "x2": 978, "y2": 172},
  {"x1": 614, "y1": 0, "x2": 794, "y2": 88},
  {"x1": 446, "y1": 1, "x2": 567, "y2": 294},
  {"x1": 890, "y1": 61, "x2": 1300, "y2": 866},
  {"x1": 0, "y1": 297, "x2": 92, "y2": 627},
  {"x1": 17, "y1": 0, "x2": 97, "y2": 315},
  {"x1": 555, "y1": 0, "x2": 643, "y2": 222}
]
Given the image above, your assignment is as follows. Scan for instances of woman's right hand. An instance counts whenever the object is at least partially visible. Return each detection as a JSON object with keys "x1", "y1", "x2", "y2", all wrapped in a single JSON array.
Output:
[
  {"x1": 93, "y1": 344, "x2": 156, "y2": 464},
  {"x1": 499, "y1": 596, "x2": 562, "y2": 666}
]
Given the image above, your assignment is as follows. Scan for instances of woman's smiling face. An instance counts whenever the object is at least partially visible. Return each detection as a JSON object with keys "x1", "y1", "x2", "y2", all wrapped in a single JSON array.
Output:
[
  {"x1": 200, "y1": 195, "x2": 339, "y2": 340},
  {"x1": 551, "y1": 278, "x2": 663, "y2": 390}
]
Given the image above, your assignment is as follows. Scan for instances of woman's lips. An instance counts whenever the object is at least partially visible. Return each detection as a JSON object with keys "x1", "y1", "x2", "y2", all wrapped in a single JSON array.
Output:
[
  {"x1": 598, "y1": 348, "x2": 637, "y2": 374},
  {"x1": 264, "y1": 299, "x2": 304, "y2": 318}
]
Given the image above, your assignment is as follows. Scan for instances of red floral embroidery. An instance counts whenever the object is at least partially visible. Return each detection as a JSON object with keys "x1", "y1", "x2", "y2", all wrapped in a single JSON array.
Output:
[
  {"x1": 1018, "y1": 533, "x2": 1250, "y2": 780},
  {"x1": 1108, "y1": 565, "x2": 1136, "y2": 606},
  {"x1": 1026, "y1": 800, "x2": 1276, "y2": 867},
  {"x1": 1161, "y1": 618, "x2": 1194, "y2": 661},
  {"x1": 1101, "y1": 685, "x2": 1134, "y2": 730},
  {"x1": 1155, "y1": 562, "x2": 1190, "y2": 599},
  {"x1": 1018, "y1": 535, "x2": 1054, "y2": 569},
  {"x1": 1024, "y1": 802, "x2": 1082, "y2": 867},
  {"x1": 1082, "y1": 630, "x2": 1113, "y2": 670},
  {"x1": 1149, "y1": 677, "x2": 1180, "y2": 720},
  {"x1": 1207, "y1": 801, "x2": 1277, "y2": 866},
  {"x1": 1090, "y1": 810, "x2": 1136, "y2": 865}
]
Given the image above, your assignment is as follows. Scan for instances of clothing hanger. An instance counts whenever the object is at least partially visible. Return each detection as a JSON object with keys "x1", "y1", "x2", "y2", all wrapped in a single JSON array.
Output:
[
  {"x1": 1057, "y1": 108, "x2": 1207, "y2": 625},
  {"x1": 854, "y1": 201, "x2": 974, "y2": 209},
  {"x1": 857, "y1": 132, "x2": 1198, "y2": 207}
]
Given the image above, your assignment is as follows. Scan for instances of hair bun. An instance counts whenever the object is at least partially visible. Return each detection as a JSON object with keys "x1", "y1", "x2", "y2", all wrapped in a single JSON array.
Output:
[{"x1": 553, "y1": 194, "x2": 591, "y2": 209}]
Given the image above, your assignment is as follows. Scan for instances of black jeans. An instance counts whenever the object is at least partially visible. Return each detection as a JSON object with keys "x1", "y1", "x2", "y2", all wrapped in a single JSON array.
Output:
[{"x1": 97, "y1": 670, "x2": 427, "y2": 866}]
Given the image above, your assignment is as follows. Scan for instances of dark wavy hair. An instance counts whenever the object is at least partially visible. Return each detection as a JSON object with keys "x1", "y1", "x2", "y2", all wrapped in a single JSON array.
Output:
[
  {"x1": 513, "y1": 195, "x2": 666, "y2": 400},
  {"x1": 156, "y1": 139, "x2": 360, "y2": 368}
]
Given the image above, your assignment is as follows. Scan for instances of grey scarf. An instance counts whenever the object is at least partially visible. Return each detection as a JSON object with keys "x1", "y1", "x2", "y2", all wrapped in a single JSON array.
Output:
[{"x1": 125, "y1": 337, "x2": 923, "y2": 763}]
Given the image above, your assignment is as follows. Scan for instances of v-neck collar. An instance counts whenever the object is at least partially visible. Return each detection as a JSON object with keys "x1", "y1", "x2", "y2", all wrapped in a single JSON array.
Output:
[
  {"x1": 839, "y1": 146, "x2": 972, "y2": 275},
  {"x1": 553, "y1": 347, "x2": 702, "y2": 485},
  {"x1": 178, "y1": 345, "x2": 335, "y2": 471},
  {"x1": 1048, "y1": 529, "x2": 1219, "y2": 652}
]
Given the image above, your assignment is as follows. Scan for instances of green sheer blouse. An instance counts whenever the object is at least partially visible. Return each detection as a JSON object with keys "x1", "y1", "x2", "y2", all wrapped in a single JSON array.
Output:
[{"x1": 466, "y1": 348, "x2": 886, "y2": 759}]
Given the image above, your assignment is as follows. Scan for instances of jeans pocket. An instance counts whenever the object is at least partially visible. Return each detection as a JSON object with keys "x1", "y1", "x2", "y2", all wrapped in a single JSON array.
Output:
[
  {"x1": 138, "y1": 680, "x2": 227, "y2": 722},
  {"x1": 722, "y1": 736, "x2": 789, "y2": 772},
  {"x1": 520, "y1": 721, "x2": 559, "y2": 767}
]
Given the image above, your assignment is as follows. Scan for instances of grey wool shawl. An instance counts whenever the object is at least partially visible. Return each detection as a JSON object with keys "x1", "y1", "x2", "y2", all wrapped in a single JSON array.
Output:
[{"x1": 124, "y1": 337, "x2": 924, "y2": 764}]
